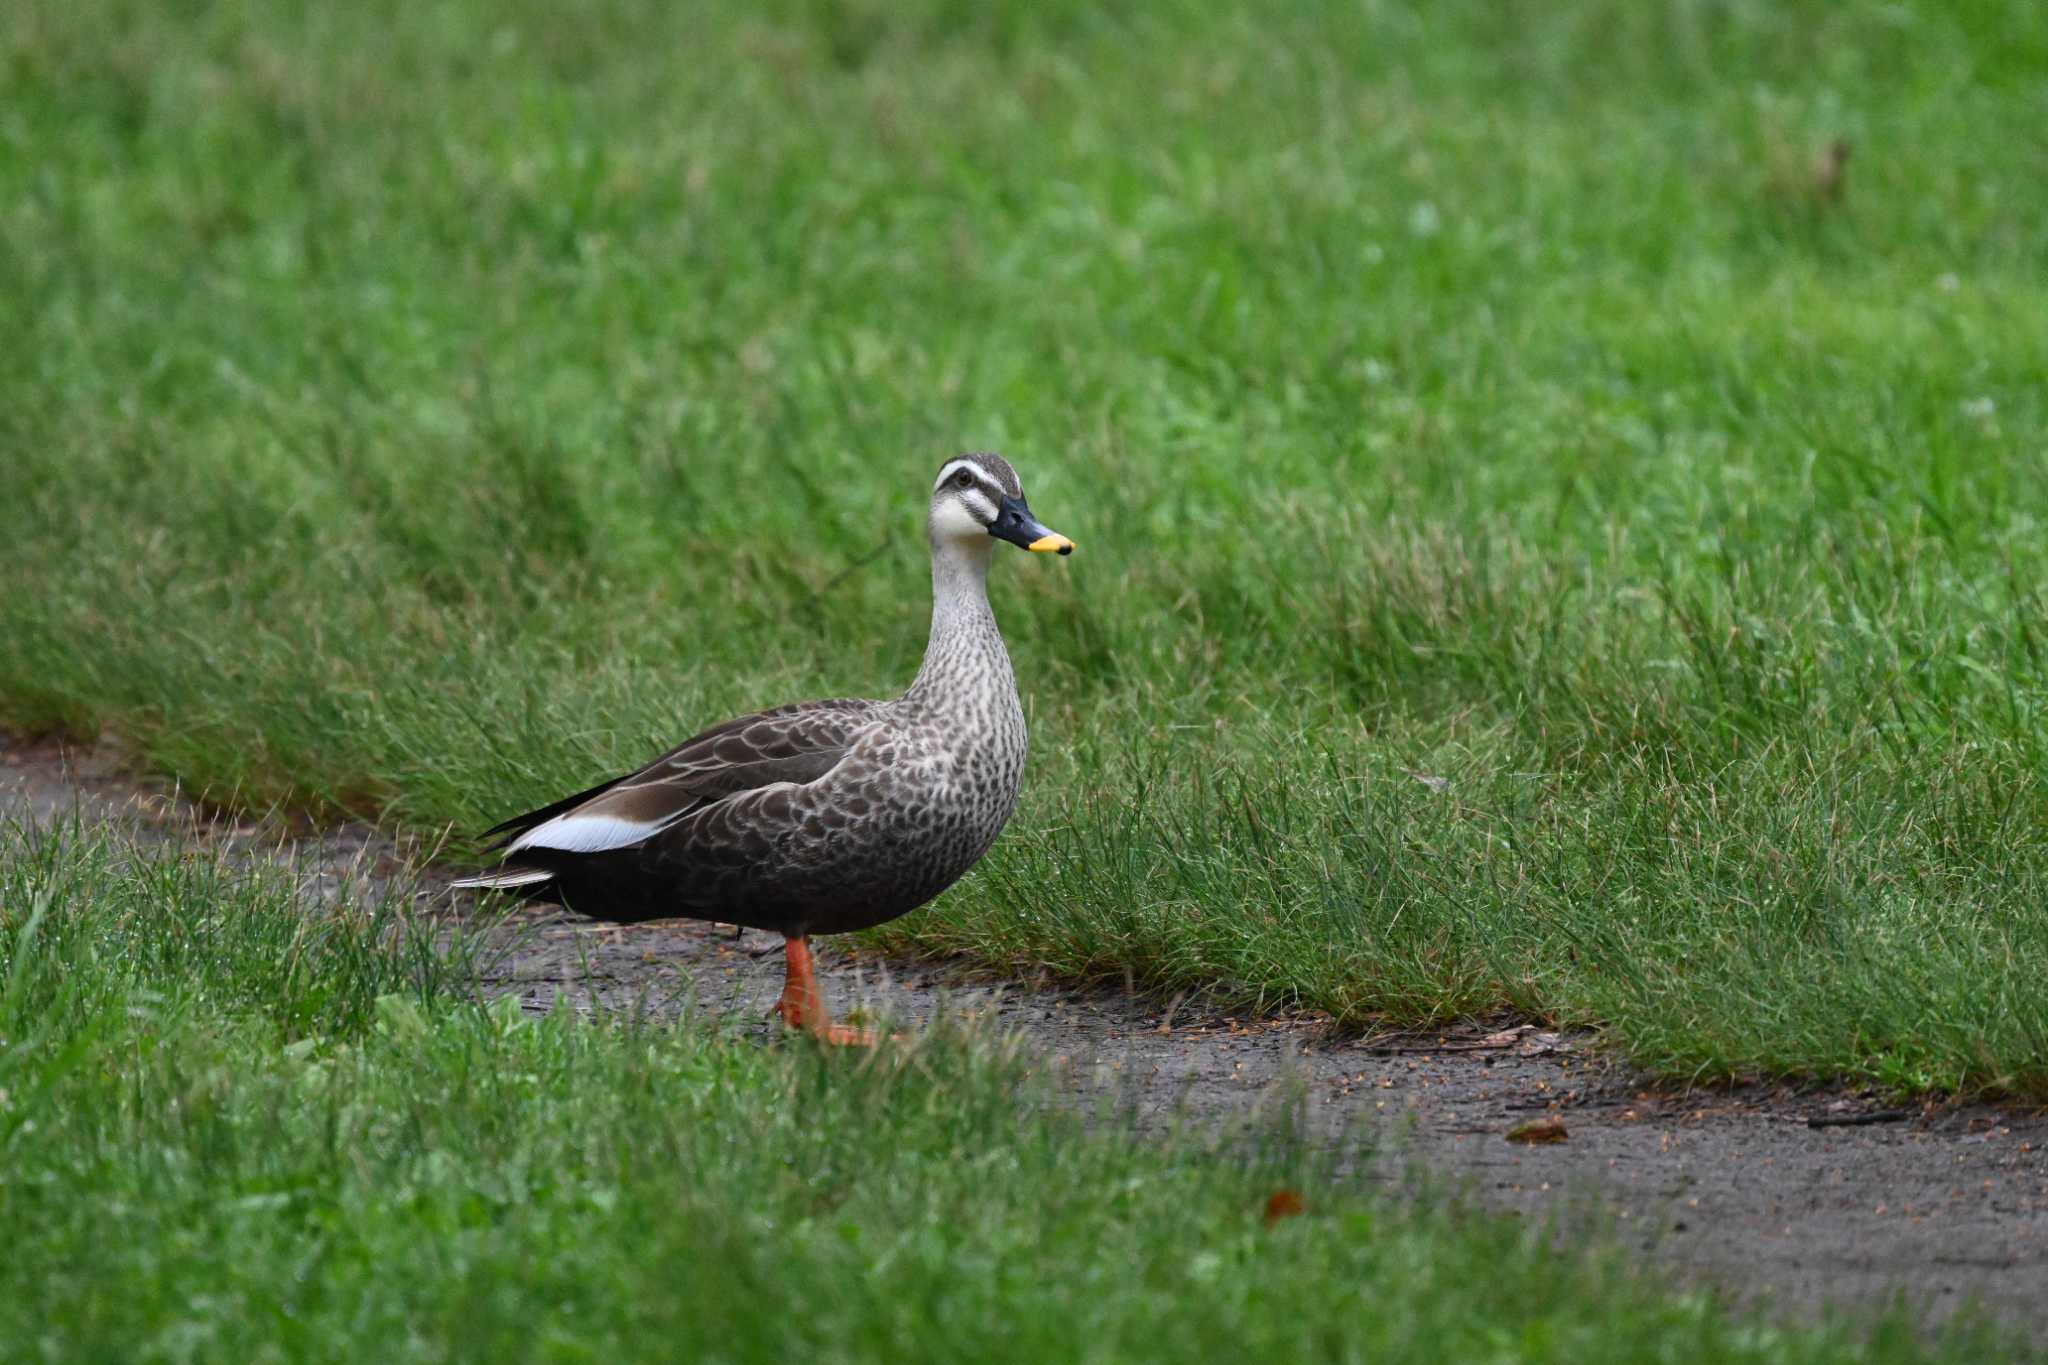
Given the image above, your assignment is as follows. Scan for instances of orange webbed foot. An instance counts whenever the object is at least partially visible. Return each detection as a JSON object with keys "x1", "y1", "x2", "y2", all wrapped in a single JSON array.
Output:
[
  {"x1": 771, "y1": 1000, "x2": 880, "y2": 1047},
  {"x1": 817, "y1": 1022, "x2": 879, "y2": 1047}
]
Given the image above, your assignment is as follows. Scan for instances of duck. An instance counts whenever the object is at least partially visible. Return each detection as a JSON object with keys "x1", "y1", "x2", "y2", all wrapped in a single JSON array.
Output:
[{"x1": 453, "y1": 452, "x2": 1074, "y2": 1044}]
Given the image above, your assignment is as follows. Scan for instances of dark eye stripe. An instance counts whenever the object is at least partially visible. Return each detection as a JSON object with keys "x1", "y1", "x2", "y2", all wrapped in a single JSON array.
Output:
[{"x1": 935, "y1": 461, "x2": 1008, "y2": 504}]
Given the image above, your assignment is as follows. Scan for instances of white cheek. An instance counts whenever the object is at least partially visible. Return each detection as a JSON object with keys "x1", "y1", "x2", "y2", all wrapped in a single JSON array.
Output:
[{"x1": 929, "y1": 498, "x2": 987, "y2": 542}]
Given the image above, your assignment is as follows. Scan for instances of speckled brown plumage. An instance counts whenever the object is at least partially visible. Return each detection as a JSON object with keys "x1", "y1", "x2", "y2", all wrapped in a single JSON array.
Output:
[{"x1": 454, "y1": 452, "x2": 1072, "y2": 955}]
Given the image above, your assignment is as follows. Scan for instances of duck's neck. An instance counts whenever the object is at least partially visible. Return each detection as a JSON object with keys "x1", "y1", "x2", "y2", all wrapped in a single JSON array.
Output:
[{"x1": 904, "y1": 536, "x2": 1014, "y2": 707}]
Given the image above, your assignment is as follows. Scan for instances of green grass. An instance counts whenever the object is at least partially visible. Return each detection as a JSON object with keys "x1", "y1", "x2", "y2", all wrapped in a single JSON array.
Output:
[
  {"x1": 0, "y1": 822, "x2": 2024, "y2": 1363},
  {"x1": 3, "y1": 0, "x2": 2047, "y2": 1095}
]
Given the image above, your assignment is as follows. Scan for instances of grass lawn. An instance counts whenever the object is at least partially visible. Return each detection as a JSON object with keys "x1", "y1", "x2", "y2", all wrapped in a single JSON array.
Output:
[
  {"x1": 0, "y1": 822, "x2": 2024, "y2": 1363},
  {"x1": 3, "y1": 0, "x2": 2046, "y2": 1095}
]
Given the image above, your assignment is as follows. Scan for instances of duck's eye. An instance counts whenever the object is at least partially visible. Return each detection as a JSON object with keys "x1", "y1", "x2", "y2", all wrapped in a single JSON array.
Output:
[{"x1": 953, "y1": 470, "x2": 974, "y2": 490}]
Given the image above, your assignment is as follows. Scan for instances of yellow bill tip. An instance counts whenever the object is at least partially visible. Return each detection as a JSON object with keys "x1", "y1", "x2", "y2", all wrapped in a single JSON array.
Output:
[{"x1": 1027, "y1": 533, "x2": 1075, "y2": 555}]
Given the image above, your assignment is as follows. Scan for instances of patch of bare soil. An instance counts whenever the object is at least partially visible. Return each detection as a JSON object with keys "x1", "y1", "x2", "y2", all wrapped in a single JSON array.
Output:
[{"x1": 7, "y1": 735, "x2": 2044, "y2": 1345}]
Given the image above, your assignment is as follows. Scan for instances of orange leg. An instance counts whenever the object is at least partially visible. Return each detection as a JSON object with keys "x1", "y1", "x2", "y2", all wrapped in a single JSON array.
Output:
[{"x1": 771, "y1": 936, "x2": 874, "y2": 1046}]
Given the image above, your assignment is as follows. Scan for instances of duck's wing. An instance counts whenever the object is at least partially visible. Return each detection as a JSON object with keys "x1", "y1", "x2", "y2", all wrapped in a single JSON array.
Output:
[{"x1": 478, "y1": 698, "x2": 886, "y2": 859}]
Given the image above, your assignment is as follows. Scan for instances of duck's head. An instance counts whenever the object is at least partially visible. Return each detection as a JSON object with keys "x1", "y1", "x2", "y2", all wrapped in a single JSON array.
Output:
[{"x1": 927, "y1": 452, "x2": 1074, "y2": 557}]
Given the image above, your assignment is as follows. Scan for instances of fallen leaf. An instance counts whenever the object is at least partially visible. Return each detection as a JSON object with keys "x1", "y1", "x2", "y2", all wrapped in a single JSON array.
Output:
[
  {"x1": 1264, "y1": 1189, "x2": 1306, "y2": 1223},
  {"x1": 1506, "y1": 1115, "x2": 1569, "y2": 1144},
  {"x1": 1516, "y1": 1032, "x2": 1570, "y2": 1057}
]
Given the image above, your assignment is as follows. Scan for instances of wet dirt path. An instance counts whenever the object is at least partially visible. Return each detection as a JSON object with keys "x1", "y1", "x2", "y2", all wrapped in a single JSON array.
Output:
[{"x1": 7, "y1": 735, "x2": 2043, "y2": 1344}]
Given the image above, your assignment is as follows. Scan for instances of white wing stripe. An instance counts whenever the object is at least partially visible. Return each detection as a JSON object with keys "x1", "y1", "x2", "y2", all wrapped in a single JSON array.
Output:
[
  {"x1": 507, "y1": 813, "x2": 667, "y2": 855},
  {"x1": 450, "y1": 867, "x2": 557, "y2": 889}
]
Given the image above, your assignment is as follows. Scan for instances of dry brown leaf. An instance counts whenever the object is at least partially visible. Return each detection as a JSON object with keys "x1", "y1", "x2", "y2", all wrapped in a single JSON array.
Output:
[
  {"x1": 1475, "y1": 1026, "x2": 1532, "y2": 1048},
  {"x1": 1505, "y1": 1115, "x2": 1569, "y2": 1144},
  {"x1": 1264, "y1": 1188, "x2": 1306, "y2": 1223}
]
